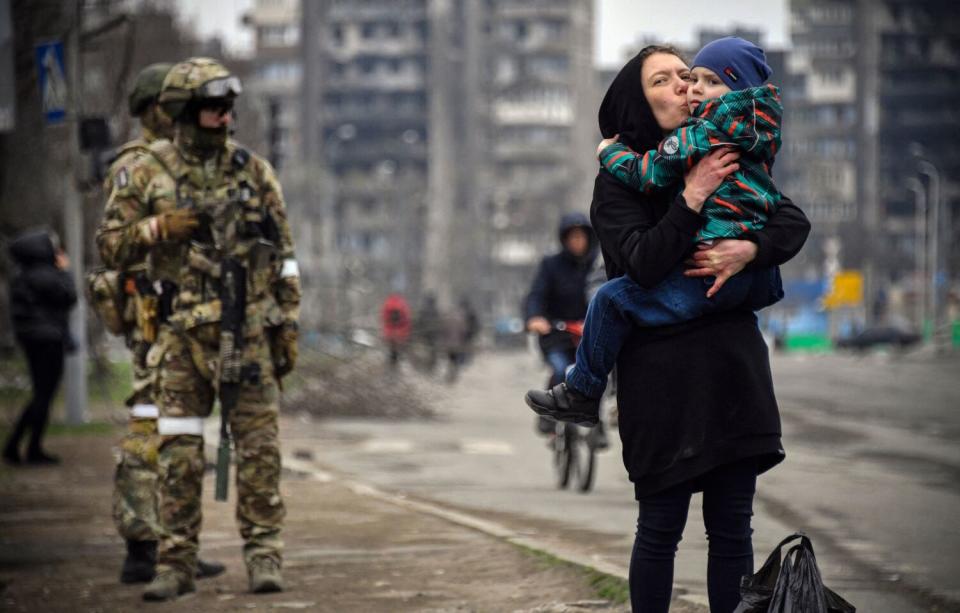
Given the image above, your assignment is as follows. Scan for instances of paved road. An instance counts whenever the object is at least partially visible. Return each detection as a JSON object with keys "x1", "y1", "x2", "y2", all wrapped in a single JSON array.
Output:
[{"x1": 288, "y1": 349, "x2": 960, "y2": 612}]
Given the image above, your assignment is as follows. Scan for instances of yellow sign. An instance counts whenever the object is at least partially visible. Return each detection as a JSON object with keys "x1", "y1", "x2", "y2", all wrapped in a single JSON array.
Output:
[{"x1": 822, "y1": 270, "x2": 864, "y2": 309}]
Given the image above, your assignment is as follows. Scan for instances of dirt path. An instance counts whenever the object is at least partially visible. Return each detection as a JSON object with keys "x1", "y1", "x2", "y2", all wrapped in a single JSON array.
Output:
[{"x1": 0, "y1": 430, "x2": 630, "y2": 612}]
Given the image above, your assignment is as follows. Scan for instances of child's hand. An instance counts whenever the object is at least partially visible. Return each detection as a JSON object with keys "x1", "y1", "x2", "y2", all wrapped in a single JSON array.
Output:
[{"x1": 597, "y1": 135, "x2": 619, "y2": 156}]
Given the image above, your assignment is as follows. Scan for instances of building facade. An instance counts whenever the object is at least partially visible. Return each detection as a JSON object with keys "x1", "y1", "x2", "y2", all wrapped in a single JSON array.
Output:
[
  {"x1": 787, "y1": 0, "x2": 959, "y2": 325},
  {"x1": 300, "y1": 0, "x2": 596, "y2": 329}
]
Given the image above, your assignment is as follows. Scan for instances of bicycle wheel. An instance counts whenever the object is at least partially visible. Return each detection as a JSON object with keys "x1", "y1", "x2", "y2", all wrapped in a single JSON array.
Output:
[
  {"x1": 574, "y1": 426, "x2": 596, "y2": 493},
  {"x1": 554, "y1": 423, "x2": 576, "y2": 489}
]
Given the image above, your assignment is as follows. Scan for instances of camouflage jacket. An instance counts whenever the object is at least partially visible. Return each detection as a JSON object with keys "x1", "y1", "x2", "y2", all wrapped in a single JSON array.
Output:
[
  {"x1": 599, "y1": 84, "x2": 783, "y2": 242},
  {"x1": 96, "y1": 138, "x2": 301, "y2": 336},
  {"x1": 91, "y1": 136, "x2": 158, "y2": 345}
]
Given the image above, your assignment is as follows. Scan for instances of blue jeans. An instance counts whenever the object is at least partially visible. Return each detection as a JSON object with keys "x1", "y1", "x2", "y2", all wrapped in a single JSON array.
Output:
[
  {"x1": 630, "y1": 458, "x2": 758, "y2": 613},
  {"x1": 566, "y1": 264, "x2": 783, "y2": 398},
  {"x1": 545, "y1": 348, "x2": 576, "y2": 388}
]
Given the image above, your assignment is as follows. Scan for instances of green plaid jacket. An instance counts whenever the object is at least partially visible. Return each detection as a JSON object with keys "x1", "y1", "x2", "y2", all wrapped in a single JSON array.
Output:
[{"x1": 599, "y1": 84, "x2": 783, "y2": 241}]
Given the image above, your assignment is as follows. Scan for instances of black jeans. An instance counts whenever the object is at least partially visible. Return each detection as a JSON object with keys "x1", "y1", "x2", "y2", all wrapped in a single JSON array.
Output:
[
  {"x1": 629, "y1": 458, "x2": 758, "y2": 613},
  {"x1": 4, "y1": 338, "x2": 65, "y2": 457}
]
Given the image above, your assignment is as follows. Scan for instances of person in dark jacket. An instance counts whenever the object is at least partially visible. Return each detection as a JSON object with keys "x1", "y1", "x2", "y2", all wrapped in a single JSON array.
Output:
[
  {"x1": 586, "y1": 46, "x2": 810, "y2": 613},
  {"x1": 3, "y1": 229, "x2": 77, "y2": 465},
  {"x1": 523, "y1": 213, "x2": 599, "y2": 435},
  {"x1": 524, "y1": 212, "x2": 597, "y2": 383}
]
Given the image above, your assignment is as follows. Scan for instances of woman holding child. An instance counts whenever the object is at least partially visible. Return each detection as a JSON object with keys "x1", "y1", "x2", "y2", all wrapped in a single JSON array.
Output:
[{"x1": 572, "y1": 40, "x2": 809, "y2": 612}]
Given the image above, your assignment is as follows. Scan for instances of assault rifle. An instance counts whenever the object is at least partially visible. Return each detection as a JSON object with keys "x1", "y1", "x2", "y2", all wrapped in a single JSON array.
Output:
[{"x1": 214, "y1": 257, "x2": 246, "y2": 501}]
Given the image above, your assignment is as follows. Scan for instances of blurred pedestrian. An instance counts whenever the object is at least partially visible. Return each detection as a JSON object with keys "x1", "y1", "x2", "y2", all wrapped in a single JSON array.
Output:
[
  {"x1": 380, "y1": 292, "x2": 412, "y2": 369},
  {"x1": 3, "y1": 229, "x2": 76, "y2": 465},
  {"x1": 522, "y1": 213, "x2": 597, "y2": 435},
  {"x1": 586, "y1": 45, "x2": 810, "y2": 613},
  {"x1": 441, "y1": 299, "x2": 476, "y2": 384},
  {"x1": 414, "y1": 293, "x2": 441, "y2": 373},
  {"x1": 461, "y1": 296, "x2": 480, "y2": 357}
]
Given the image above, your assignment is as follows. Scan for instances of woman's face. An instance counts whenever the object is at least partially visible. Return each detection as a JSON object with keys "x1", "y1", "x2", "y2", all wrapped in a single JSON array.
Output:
[{"x1": 640, "y1": 52, "x2": 693, "y2": 133}]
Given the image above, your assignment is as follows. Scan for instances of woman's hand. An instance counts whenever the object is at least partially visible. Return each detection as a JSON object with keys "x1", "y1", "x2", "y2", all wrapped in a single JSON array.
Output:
[
  {"x1": 684, "y1": 239, "x2": 758, "y2": 298},
  {"x1": 680, "y1": 147, "x2": 740, "y2": 213},
  {"x1": 55, "y1": 249, "x2": 70, "y2": 270},
  {"x1": 597, "y1": 134, "x2": 619, "y2": 156}
]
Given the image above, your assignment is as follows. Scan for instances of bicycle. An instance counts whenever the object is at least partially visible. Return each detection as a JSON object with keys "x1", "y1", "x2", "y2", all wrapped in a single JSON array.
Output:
[{"x1": 537, "y1": 320, "x2": 609, "y2": 493}]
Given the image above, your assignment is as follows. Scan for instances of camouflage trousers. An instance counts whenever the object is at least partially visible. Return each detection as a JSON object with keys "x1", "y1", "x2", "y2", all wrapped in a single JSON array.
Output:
[
  {"x1": 113, "y1": 417, "x2": 162, "y2": 541},
  {"x1": 113, "y1": 339, "x2": 163, "y2": 542},
  {"x1": 149, "y1": 325, "x2": 285, "y2": 579}
]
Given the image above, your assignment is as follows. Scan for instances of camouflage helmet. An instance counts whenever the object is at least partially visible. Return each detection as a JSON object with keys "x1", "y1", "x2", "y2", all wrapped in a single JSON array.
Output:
[
  {"x1": 128, "y1": 62, "x2": 174, "y2": 117},
  {"x1": 158, "y1": 57, "x2": 243, "y2": 120}
]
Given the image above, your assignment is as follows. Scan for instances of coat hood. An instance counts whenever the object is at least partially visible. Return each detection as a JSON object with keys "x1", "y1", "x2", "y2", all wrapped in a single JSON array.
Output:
[
  {"x1": 598, "y1": 50, "x2": 666, "y2": 153},
  {"x1": 692, "y1": 84, "x2": 782, "y2": 161},
  {"x1": 557, "y1": 212, "x2": 598, "y2": 264},
  {"x1": 9, "y1": 230, "x2": 56, "y2": 267}
]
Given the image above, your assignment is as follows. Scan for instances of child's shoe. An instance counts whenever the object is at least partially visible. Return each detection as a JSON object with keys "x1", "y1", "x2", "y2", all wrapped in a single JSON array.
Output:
[{"x1": 525, "y1": 383, "x2": 599, "y2": 427}]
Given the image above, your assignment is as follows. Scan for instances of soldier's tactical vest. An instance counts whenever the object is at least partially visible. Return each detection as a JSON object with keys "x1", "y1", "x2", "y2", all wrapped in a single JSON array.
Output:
[{"x1": 143, "y1": 139, "x2": 285, "y2": 337}]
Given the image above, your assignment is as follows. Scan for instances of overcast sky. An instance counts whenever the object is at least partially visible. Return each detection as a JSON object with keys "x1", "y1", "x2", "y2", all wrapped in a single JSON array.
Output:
[{"x1": 175, "y1": 0, "x2": 789, "y2": 68}]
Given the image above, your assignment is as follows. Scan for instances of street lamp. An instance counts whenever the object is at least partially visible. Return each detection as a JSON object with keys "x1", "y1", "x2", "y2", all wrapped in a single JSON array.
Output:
[
  {"x1": 905, "y1": 177, "x2": 926, "y2": 332},
  {"x1": 910, "y1": 144, "x2": 943, "y2": 340}
]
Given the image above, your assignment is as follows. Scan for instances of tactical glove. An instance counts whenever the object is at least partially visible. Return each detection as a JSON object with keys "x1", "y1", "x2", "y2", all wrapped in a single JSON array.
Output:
[
  {"x1": 271, "y1": 321, "x2": 299, "y2": 379},
  {"x1": 137, "y1": 209, "x2": 200, "y2": 244}
]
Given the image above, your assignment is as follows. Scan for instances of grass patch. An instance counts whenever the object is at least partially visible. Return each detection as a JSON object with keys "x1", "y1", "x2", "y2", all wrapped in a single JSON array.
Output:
[
  {"x1": 513, "y1": 542, "x2": 630, "y2": 605},
  {"x1": 0, "y1": 354, "x2": 133, "y2": 418}
]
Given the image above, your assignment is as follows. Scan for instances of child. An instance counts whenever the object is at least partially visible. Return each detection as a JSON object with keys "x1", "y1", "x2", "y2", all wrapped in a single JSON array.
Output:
[{"x1": 526, "y1": 37, "x2": 786, "y2": 426}]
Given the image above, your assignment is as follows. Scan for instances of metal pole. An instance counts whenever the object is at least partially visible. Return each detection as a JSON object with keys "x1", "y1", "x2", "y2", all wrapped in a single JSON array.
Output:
[
  {"x1": 63, "y1": 0, "x2": 87, "y2": 424},
  {"x1": 856, "y1": 0, "x2": 881, "y2": 326},
  {"x1": 918, "y1": 160, "x2": 941, "y2": 341},
  {"x1": 905, "y1": 178, "x2": 926, "y2": 332}
]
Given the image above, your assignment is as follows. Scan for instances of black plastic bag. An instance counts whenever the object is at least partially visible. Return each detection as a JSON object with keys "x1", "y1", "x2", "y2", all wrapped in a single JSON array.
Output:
[{"x1": 733, "y1": 533, "x2": 856, "y2": 613}]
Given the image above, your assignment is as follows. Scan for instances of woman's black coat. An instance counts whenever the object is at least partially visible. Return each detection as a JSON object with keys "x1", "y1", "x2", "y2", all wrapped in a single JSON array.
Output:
[
  {"x1": 8, "y1": 231, "x2": 77, "y2": 345},
  {"x1": 593, "y1": 50, "x2": 811, "y2": 498}
]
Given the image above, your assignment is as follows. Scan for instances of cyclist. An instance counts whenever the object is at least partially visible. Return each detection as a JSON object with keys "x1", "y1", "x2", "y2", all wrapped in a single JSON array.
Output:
[{"x1": 523, "y1": 213, "x2": 606, "y2": 446}]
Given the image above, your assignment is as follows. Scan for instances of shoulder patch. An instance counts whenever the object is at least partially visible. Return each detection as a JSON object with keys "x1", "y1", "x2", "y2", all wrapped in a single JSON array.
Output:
[{"x1": 116, "y1": 167, "x2": 130, "y2": 189}]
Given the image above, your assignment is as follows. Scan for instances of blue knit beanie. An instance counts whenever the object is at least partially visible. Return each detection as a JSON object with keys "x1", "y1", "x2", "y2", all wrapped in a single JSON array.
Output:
[{"x1": 691, "y1": 37, "x2": 772, "y2": 91}]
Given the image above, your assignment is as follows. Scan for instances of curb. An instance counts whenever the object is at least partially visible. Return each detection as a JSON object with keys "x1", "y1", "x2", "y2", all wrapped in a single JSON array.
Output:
[{"x1": 283, "y1": 455, "x2": 708, "y2": 610}]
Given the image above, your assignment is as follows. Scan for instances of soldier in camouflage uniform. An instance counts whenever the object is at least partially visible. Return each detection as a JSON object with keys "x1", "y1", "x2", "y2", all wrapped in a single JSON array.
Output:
[
  {"x1": 96, "y1": 58, "x2": 301, "y2": 601},
  {"x1": 94, "y1": 63, "x2": 226, "y2": 586}
]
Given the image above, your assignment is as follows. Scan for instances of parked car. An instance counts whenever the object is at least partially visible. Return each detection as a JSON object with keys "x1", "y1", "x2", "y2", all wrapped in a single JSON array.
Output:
[{"x1": 834, "y1": 326, "x2": 921, "y2": 351}]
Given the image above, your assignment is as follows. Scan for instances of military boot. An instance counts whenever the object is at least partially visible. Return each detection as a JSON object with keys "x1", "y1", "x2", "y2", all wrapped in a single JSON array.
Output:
[
  {"x1": 120, "y1": 539, "x2": 157, "y2": 584},
  {"x1": 196, "y1": 557, "x2": 226, "y2": 579},
  {"x1": 142, "y1": 570, "x2": 195, "y2": 601},
  {"x1": 248, "y1": 557, "x2": 283, "y2": 594}
]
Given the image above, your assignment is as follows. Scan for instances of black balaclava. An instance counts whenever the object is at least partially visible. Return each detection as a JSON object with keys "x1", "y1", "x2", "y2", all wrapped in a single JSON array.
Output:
[
  {"x1": 598, "y1": 48, "x2": 671, "y2": 153},
  {"x1": 179, "y1": 99, "x2": 233, "y2": 158}
]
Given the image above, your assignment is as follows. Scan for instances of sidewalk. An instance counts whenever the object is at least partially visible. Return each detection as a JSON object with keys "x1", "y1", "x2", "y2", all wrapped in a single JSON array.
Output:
[{"x1": 0, "y1": 428, "x2": 658, "y2": 612}]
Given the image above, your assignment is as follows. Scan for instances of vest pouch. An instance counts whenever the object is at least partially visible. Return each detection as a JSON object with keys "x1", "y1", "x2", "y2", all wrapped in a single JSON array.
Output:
[
  {"x1": 86, "y1": 268, "x2": 128, "y2": 336},
  {"x1": 168, "y1": 297, "x2": 274, "y2": 341},
  {"x1": 246, "y1": 239, "x2": 279, "y2": 299},
  {"x1": 183, "y1": 241, "x2": 219, "y2": 305}
]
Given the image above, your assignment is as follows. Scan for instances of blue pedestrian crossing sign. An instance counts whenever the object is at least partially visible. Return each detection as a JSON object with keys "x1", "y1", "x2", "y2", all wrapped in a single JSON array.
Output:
[{"x1": 35, "y1": 41, "x2": 67, "y2": 124}]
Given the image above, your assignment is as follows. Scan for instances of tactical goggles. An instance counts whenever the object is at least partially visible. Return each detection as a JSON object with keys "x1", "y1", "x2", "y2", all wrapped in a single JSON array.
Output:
[
  {"x1": 198, "y1": 98, "x2": 235, "y2": 116},
  {"x1": 198, "y1": 76, "x2": 243, "y2": 99}
]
